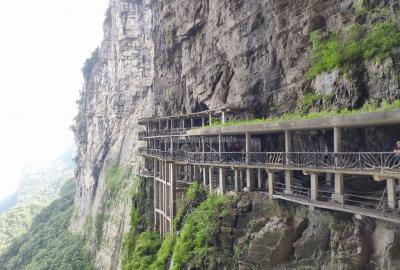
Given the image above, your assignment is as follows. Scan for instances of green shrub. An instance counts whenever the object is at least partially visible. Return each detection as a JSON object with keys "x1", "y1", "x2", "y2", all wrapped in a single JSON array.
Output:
[
  {"x1": 363, "y1": 21, "x2": 400, "y2": 60},
  {"x1": 122, "y1": 178, "x2": 153, "y2": 270},
  {"x1": 150, "y1": 234, "x2": 176, "y2": 270},
  {"x1": 307, "y1": 31, "x2": 341, "y2": 80},
  {"x1": 354, "y1": 0, "x2": 367, "y2": 15},
  {"x1": 307, "y1": 16, "x2": 400, "y2": 80},
  {"x1": 342, "y1": 24, "x2": 365, "y2": 65},
  {"x1": 299, "y1": 93, "x2": 324, "y2": 114},
  {"x1": 171, "y1": 194, "x2": 229, "y2": 270},
  {"x1": 124, "y1": 232, "x2": 161, "y2": 270},
  {"x1": 186, "y1": 181, "x2": 207, "y2": 202},
  {"x1": 174, "y1": 182, "x2": 207, "y2": 231}
]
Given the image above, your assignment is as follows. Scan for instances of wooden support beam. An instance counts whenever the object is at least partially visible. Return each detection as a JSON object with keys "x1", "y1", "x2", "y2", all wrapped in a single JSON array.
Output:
[
  {"x1": 387, "y1": 178, "x2": 396, "y2": 209},
  {"x1": 246, "y1": 168, "x2": 252, "y2": 191},
  {"x1": 203, "y1": 166, "x2": 208, "y2": 186},
  {"x1": 284, "y1": 130, "x2": 293, "y2": 194},
  {"x1": 234, "y1": 169, "x2": 240, "y2": 192},
  {"x1": 268, "y1": 170, "x2": 275, "y2": 199},
  {"x1": 333, "y1": 127, "x2": 343, "y2": 202},
  {"x1": 310, "y1": 173, "x2": 318, "y2": 200},
  {"x1": 209, "y1": 167, "x2": 213, "y2": 193},
  {"x1": 169, "y1": 162, "x2": 177, "y2": 234},
  {"x1": 221, "y1": 111, "x2": 226, "y2": 124},
  {"x1": 257, "y1": 168, "x2": 262, "y2": 190},
  {"x1": 219, "y1": 167, "x2": 226, "y2": 195}
]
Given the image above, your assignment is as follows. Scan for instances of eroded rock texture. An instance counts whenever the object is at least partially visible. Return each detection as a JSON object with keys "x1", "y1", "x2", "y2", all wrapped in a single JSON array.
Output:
[
  {"x1": 218, "y1": 193, "x2": 400, "y2": 270},
  {"x1": 72, "y1": 0, "x2": 153, "y2": 268},
  {"x1": 152, "y1": 0, "x2": 400, "y2": 116}
]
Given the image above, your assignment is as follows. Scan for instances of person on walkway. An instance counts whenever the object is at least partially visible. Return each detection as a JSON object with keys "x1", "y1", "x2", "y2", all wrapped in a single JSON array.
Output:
[{"x1": 394, "y1": 141, "x2": 400, "y2": 155}]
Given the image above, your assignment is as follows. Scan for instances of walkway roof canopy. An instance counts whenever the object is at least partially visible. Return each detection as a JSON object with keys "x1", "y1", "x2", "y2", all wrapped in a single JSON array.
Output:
[
  {"x1": 187, "y1": 110, "x2": 400, "y2": 136},
  {"x1": 138, "y1": 109, "x2": 224, "y2": 125}
]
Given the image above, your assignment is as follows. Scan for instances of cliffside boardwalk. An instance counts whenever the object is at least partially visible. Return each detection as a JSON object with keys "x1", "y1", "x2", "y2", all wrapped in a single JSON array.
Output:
[{"x1": 138, "y1": 109, "x2": 400, "y2": 236}]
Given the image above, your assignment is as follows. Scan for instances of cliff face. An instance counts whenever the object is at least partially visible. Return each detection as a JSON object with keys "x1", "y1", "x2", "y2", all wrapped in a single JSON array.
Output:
[
  {"x1": 152, "y1": 0, "x2": 400, "y2": 116},
  {"x1": 73, "y1": 0, "x2": 400, "y2": 269},
  {"x1": 218, "y1": 193, "x2": 400, "y2": 270},
  {"x1": 72, "y1": 0, "x2": 154, "y2": 268},
  {"x1": 152, "y1": 0, "x2": 316, "y2": 115}
]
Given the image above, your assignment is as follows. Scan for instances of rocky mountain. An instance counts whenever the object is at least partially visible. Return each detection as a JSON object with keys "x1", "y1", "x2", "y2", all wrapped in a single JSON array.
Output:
[{"x1": 72, "y1": 0, "x2": 400, "y2": 269}]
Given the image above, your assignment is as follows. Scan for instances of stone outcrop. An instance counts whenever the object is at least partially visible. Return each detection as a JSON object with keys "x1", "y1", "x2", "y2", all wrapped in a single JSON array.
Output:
[{"x1": 217, "y1": 193, "x2": 400, "y2": 270}]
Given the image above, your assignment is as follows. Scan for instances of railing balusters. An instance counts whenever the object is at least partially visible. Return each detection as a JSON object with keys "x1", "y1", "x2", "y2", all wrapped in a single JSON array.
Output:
[{"x1": 140, "y1": 149, "x2": 400, "y2": 175}]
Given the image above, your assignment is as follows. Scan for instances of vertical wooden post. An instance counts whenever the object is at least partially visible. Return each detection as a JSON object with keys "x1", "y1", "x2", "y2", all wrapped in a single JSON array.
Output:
[
  {"x1": 387, "y1": 178, "x2": 396, "y2": 209},
  {"x1": 169, "y1": 163, "x2": 176, "y2": 234},
  {"x1": 268, "y1": 170, "x2": 275, "y2": 199},
  {"x1": 310, "y1": 173, "x2": 318, "y2": 201},
  {"x1": 333, "y1": 127, "x2": 344, "y2": 203},
  {"x1": 203, "y1": 166, "x2": 208, "y2": 186},
  {"x1": 284, "y1": 130, "x2": 293, "y2": 194},
  {"x1": 257, "y1": 168, "x2": 262, "y2": 190},
  {"x1": 209, "y1": 167, "x2": 213, "y2": 193},
  {"x1": 234, "y1": 169, "x2": 239, "y2": 192},
  {"x1": 219, "y1": 167, "x2": 226, "y2": 194},
  {"x1": 245, "y1": 132, "x2": 252, "y2": 191}
]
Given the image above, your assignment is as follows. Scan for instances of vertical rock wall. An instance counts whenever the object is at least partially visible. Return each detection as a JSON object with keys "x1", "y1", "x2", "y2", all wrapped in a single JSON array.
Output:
[
  {"x1": 152, "y1": 0, "x2": 400, "y2": 116},
  {"x1": 72, "y1": 0, "x2": 153, "y2": 268},
  {"x1": 151, "y1": 0, "x2": 344, "y2": 116}
]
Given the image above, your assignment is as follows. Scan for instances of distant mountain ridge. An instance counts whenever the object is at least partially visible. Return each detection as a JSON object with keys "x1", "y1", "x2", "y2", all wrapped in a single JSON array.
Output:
[
  {"x1": 0, "y1": 148, "x2": 76, "y2": 254},
  {"x1": 0, "y1": 193, "x2": 18, "y2": 214}
]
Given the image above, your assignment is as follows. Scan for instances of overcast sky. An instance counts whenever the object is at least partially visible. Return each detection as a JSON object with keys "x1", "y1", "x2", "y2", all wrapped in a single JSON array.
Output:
[{"x1": 0, "y1": 0, "x2": 109, "y2": 199}]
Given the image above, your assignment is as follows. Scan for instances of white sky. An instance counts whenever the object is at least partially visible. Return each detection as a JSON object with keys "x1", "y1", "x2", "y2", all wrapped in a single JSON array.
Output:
[{"x1": 0, "y1": 0, "x2": 109, "y2": 199}]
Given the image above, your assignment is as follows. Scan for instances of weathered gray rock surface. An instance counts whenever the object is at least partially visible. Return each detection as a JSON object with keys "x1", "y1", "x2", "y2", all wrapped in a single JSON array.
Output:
[
  {"x1": 219, "y1": 193, "x2": 400, "y2": 270},
  {"x1": 72, "y1": 0, "x2": 154, "y2": 268}
]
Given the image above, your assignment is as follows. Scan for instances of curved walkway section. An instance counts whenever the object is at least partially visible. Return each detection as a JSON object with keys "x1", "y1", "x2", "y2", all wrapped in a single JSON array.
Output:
[{"x1": 139, "y1": 148, "x2": 400, "y2": 178}]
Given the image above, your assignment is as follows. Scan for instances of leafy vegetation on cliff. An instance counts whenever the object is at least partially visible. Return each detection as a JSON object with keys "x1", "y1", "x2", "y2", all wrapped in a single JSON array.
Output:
[
  {"x1": 122, "y1": 176, "x2": 154, "y2": 269},
  {"x1": 94, "y1": 165, "x2": 134, "y2": 250},
  {"x1": 0, "y1": 181, "x2": 92, "y2": 270},
  {"x1": 307, "y1": 15, "x2": 400, "y2": 80},
  {"x1": 122, "y1": 182, "x2": 229, "y2": 270},
  {"x1": 171, "y1": 191, "x2": 229, "y2": 269}
]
